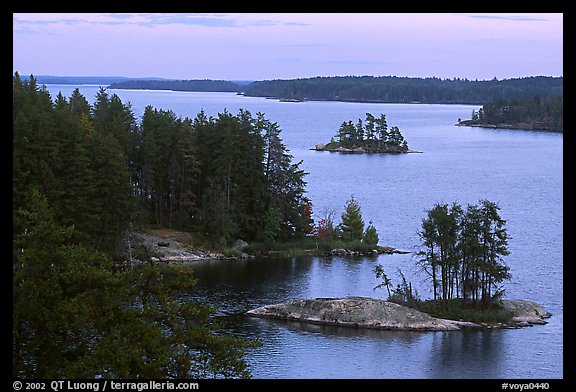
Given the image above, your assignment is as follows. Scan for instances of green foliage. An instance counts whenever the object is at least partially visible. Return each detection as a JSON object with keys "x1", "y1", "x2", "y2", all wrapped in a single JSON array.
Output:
[
  {"x1": 13, "y1": 73, "x2": 311, "y2": 247},
  {"x1": 465, "y1": 95, "x2": 563, "y2": 132},
  {"x1": 13, "y1": 73, "x2": 261, "y2": 378},
  {"x1": 258, "y1": 112, "x2": 310, "y2": 240},
  {"x1": 244, "y1": 237, "x2": 383, "y2": 258},
  {"x1": 13, "y1": 190, "x2": 258, "y2": 378},
  {"x1": 244, "y1": 75, "x2": 563, "y2": 104},
  {"x1": 416, "y1": 199, "x2": 511, "y2": 310},
  {"x1": 338, "y1": 196, "x2": 365, "y2": 241},
  {"x1": 419, "y1": 299, "x2": 514, "y2": 325},
  {"x1": 13, "y1": 75, "x2": 135, "y2": 251},
  {"x1": 388, "y1": 269, "x2": 420, "y2": 309},
  {"x1": 262, "y1": 208, "x2": 283, "y2": 241},
  {"x1": 109, "y1": 79, "x2": 243, "y2": 92},
  {"x1": 374, "y1": 266, "x2": 420, "y2": 307},
  {"x1": 329, "y1": 113, "x2": 409, "y2": 152},
  {"x1": 363, "y1": 221, "x2": 379, "y2": 246},
  {"x1": 373, "y1": 264, "x2": 393, "y2": 297}
]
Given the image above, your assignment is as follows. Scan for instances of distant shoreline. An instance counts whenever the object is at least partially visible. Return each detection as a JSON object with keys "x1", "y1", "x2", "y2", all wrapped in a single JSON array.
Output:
[
  {"x1": 32, "y1": 74, "x2": 562, "y2": 107},
  {"x1": 456, "y1": 120, "x2": 563, "y2": 133}
]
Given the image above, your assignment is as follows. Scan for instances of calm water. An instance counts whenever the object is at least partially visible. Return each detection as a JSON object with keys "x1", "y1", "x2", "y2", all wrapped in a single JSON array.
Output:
[{"x1": 46, "y1": 85, "x2": 563, "y2": 379}]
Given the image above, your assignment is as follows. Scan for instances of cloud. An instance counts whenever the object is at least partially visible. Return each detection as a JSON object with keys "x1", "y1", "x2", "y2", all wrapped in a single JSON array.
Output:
[
  {"x1": 134, "y1": 14, "x2": 241, "y2": 28},
  {"x1": 466, "y1": 14, "x2": 548, "y2": 22},
  {"x1": 13, "y1": 13, "x2": 311, "y2": 30}
]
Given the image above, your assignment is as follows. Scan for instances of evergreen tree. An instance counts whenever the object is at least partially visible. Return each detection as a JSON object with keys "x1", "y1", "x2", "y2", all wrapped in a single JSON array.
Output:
[
  {"x1": 338, "y1": 196, "x2": 365, "y2": 242},
  {"x1": 168, "y1": 117, "x2": 199, "y2": 227},
  {"x1": 336, "y1": 120, "x2": 356, "y2": 147},
  {"x1": 355, "y1": 118, "x2": 364, "y2": 143},
  {"x1": 92, "y1": 87, "x2": 110, "y2": 133},
  {"x1": 85, "y1": 130, "x2": 135, "y2": 249},
  {"x1": 140, "y1": 106, "x2": 179, "y2": 226},
  {"x1": 258, "y1": 112, "x2": 310, "y2": 240},
  {"x1": 416, "y1": 200, "x2": 511, "y2": 309},
  {"x1": 375, "y1": 113, "x2": 388, "y2": 146},
  {"x1": 363, "y1": 221, "x2": 379, "y2": 245},
  {"x1": 13, "y1": 190, "x2": 257, "y2": 378},
  {"x1": 231, "y1": 109, "x2": 267, "y2": 239},
  {"x1": 69, "y1": 88, "x2": 91, "y2": 119},
  {"x1": 364, "y1": 113, "x2": 376, "y2": 143}
]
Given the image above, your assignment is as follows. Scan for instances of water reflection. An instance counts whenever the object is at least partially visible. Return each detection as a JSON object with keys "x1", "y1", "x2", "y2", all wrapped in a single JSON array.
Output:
[
  {"x1": 249, "y1": 316, "x2": 427, "y2": 343},
  {"x1": 427, "y1": 330, "x2": 504, "y2": 378}
]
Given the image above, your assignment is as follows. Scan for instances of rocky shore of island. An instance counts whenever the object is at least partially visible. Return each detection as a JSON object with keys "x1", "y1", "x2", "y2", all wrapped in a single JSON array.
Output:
[
  {"x1": 312, "y1": 143, "x2": 422, "y2": 154},
  {"x1": 124, "y1": 229, "x2": 411, "y2": 265},
  {"x1": 247, "y1": 297, "x2": 551, "y2": 331}
]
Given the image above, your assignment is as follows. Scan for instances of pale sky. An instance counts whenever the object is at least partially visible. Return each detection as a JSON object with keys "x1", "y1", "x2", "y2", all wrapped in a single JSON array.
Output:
[{"x1": 12, "y1": 13, "x2": 563, "y2": 81}]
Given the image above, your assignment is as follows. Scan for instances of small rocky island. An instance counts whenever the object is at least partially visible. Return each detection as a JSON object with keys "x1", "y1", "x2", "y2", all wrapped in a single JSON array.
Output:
[
  {"x1": 247, "y1": 297, "x2": 551, "y2": 331},
  {"x1": 313, "y1": 112, "x2": 420, "y2": 154}
]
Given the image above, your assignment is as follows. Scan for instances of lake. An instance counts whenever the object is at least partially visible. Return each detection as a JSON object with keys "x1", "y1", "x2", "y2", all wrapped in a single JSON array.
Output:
[{"x1": 45, "y1": 85, "x2": 563, "y2": 379}]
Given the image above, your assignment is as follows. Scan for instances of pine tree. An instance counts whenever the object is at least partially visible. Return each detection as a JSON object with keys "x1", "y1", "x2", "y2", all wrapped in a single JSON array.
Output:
[
  {"x1": 417, "y1": 200, "x2": 511, "y2": 310},
  {"x1": 375, "y1": 113, "x2": 388, "y2": 147},
  {"x1": 364, "y1": 113, "x2": 376, "y2": 143},
  {"x1": 363, "y1": 221, "x2": 379, "y2": 245},
  {"x1": 355, "y1": 118, "x2": 364, "y2": 143},
  {"x1": 86, "y1": 130, "x2": 135, "y2": 249},
  {"x1": 339, "y1": 196, "x2": 365, "y2": 242},
  {"x1": 258, "y1": 112, "x2": 309, "y2": 240},
  {"x1": 13, "y1": 190, "x2": 257, "y2": 378}
]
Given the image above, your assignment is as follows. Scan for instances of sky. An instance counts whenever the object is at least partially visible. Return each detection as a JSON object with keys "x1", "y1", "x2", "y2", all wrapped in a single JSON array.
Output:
[{"x1": 12, "y1": 13, "x2": 563, "y2": 81}]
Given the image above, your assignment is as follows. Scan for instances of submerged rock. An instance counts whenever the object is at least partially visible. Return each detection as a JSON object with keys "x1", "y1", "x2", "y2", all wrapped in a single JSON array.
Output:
[{"x1": 247, "y1": 297, "x2": 479, "y2": 331}]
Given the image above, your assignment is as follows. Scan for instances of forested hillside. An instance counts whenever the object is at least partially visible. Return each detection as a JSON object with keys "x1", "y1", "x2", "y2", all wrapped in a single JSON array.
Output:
[
  {"x1": 106, "y1": 75, "x2": 563, "y2": 105},
  {"x1": 12, "y1": 72, "x2": 313, "y2": 378},
  {"x1": 458, "y1": 95, "x2": 563, "y2": 132},
  {"x1": 14, "y1": 74, "x2": 312, "y2": 248},
  {"x1": 109, "y1": 79, "x2": 243, "y2": 92},
  {"x1": 242, "y1": 75, "x2": 563, "y2": 104}
]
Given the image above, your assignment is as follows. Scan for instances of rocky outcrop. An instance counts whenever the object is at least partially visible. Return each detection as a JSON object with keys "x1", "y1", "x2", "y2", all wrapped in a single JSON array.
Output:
[
  {"x1": 247, "y1": 297, "x2": 479, "y2": 331},
  {"x1": 330, "y1": 246, "x2": 410, "y2": 256},
  {"x1": 131, "y1": 231, "x2": 254, "y2": 263},
  {"x1": 500, "y1": 299, "x2": 552, "y2": 326},
  {"x1": 247, "y1": 297, "x2": 553, "y2": 331}
]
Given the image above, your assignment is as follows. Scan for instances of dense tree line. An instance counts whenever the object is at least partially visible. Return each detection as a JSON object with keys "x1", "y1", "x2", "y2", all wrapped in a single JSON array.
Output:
[
  {"x1": 13, "y1": 190, "x2": 257, "y2": 378},
  {"x1": 136, "y1": 108, "x2": 312, "y2": 244},
  {"x1": 461, "y1": 95, "x2": 563, "y2": 132},
  {"x1": 14, "y1": 72, "x2": 316, "y2": 377},
  {"x1": 109, "y1": 79, "x2": 243, "y2": 92},
  {"x1": 13, "y1": 76, "x2": 136, "y2": 251},
  {"x1": 104, "y1": 75, "x2": 563, "y2": 105},
  {"x1": 14, "y1": 73, "x2": 311, "y2": 248},
  {"x1": 243, "y1": 75, "x2": 563, "y2": 104},
  {"x1": 416, "y1": 200, "x2": 511, "y2": 310}
]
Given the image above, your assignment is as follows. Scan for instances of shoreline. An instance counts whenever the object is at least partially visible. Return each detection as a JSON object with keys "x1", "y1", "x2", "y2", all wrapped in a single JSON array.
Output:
[
  {"x1": 312, "y1": 143, "x2": 422, "y2": 154},
  {"x1": 456, "y1": 120, "x2": 562, "y2": 133},
  {"x1": 127, "y1": 228, "x2": 410, "y2": 265},
  {"x1": 247, "y1": 297, "x2": 552, "y2": 332}
]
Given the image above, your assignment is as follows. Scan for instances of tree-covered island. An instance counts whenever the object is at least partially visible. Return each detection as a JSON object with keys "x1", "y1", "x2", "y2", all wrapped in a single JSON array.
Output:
[
  {"x1": 314, "y1": 112, "x2": 416, "y2": 154},
  {"x1": 457, "y1": 95, "x2": 563, "y2": 132}
]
